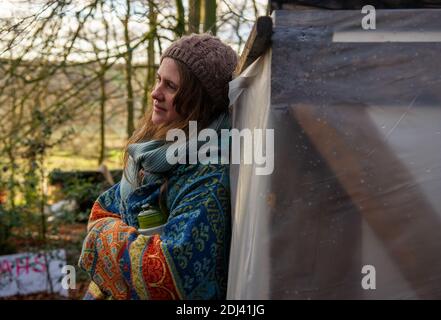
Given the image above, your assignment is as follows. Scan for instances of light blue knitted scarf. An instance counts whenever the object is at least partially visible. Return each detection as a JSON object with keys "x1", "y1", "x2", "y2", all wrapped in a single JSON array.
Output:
[{"x1": 120, "y1": 112, "x2": 231, "y2": 203}]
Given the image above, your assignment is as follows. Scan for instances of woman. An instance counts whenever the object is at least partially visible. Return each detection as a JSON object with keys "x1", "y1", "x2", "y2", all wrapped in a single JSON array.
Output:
[{"x1": 78, "y1": 34, "x2": 238, "y2": 300}]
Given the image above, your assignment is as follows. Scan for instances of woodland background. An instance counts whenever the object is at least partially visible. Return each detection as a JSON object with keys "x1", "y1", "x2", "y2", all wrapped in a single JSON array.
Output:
[{"x1": 0, "y1": 0, "x2": 267, "y2": 299}]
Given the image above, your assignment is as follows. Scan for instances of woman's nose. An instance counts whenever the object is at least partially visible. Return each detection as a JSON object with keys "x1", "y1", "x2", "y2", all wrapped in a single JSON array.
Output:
[{"x1": 151, "y1": 84, "x2": 163, "y2": 101}]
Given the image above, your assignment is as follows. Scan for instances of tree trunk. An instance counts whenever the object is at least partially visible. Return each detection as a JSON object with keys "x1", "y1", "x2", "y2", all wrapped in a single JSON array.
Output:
[
  {"x1": 6, "y1": 147, "x2": 16, "y2": 209},
  {"x1": 141, "y1": 0, "x2": 157, "y2": 116},
  {"x1": 203, "y1": 0, "x2": 216, "y2": 35},
  {"x1": 98, "y1": 72, "x2": 106, "y2": 165},
  {"x1": 175, "y1": 0, "x2": 186, "y2": 37},
  {"x1": 189, "y1": 0, "x2": 201, "y2": 34},
  {"x1": 124, "y1": 0, "x2": 135, "y2": 138}
]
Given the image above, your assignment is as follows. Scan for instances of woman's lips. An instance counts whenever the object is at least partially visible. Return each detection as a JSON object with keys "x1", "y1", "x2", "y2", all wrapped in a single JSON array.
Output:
[{"x1": 154, "y1": 104, "x2": 167, "y2": 112}]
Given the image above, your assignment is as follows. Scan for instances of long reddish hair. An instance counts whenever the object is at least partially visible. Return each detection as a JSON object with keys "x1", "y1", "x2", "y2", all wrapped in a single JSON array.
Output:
[{"x1": 122, "y1": 58, "x2": 228, "y2": 176}]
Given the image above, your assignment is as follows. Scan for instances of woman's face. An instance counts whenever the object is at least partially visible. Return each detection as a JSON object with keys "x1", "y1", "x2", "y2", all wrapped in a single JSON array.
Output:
[{"x1": 151, "y1": 57, "x2": 181, "y2": 126}]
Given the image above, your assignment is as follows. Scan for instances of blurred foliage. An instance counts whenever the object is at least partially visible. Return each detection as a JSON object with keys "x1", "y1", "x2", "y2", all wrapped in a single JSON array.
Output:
[
  {"x1": 49, "y1": 169, "x2": 112, "y2": 222},
  {"x1": 0, "y1": 205, "x2": 20, "y2": 255},
  {"x1": 0, "y1": 0, "x2": 266, "y2": 263}
]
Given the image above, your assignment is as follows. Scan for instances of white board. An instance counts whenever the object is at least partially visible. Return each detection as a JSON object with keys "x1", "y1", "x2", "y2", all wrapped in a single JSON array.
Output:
[{"x1": 0, "y1": 249, "x2": 68, "y2": 298}]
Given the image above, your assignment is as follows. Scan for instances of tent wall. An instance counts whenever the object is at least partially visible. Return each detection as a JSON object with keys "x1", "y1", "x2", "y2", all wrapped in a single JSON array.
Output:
[{"x1": 228, "y1": 9, "x2": 441, "y2": 299}]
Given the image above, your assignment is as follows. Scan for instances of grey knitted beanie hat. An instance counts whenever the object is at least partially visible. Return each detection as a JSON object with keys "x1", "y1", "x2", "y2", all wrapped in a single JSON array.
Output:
[{"x1": 161, "y1": 33, "x2": 238, "y2": 107}]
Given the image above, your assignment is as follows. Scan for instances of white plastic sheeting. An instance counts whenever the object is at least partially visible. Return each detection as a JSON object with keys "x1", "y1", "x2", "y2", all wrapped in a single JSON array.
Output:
[
  {"x1": 227, "y1": 50, "x2": 272, "y2": 299},
  {"x1": 227, "y1": 9, "x2": 441, "y2": 299}
]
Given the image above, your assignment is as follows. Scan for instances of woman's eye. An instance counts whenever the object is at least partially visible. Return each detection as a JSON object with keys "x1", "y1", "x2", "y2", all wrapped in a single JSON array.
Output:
[{"x1": 167, "y1": 82, "x2": 177, "y2": 90}]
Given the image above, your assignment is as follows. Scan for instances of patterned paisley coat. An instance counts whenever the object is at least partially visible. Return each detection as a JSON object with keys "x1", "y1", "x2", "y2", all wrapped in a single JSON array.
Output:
[{"x1": 78, "y1": 163, "x2": 231, "y2": 299}]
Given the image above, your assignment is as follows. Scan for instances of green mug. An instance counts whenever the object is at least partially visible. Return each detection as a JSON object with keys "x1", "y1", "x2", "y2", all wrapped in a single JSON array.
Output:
[{"x1": 138, "y1": 205, "x2": 167, "y2": 231}]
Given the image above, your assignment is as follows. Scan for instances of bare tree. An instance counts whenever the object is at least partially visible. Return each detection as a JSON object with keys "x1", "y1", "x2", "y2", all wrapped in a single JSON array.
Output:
[
  {"x1": 204, "y1": 0, "x2": 217, "y2": 35},
  {"x1": 189, "y1": 0, "x2": 201, "y2": 34},
  {"x1": 175, "y1": 0, "x2": 186, "y2": 37},
  {"x1": 141, "y1": 0, "x2": 158, "y2": 116},
  {"x1": 122, "y1": 0, "x2": 135, "y2": 137},
  {"x1": 0, "y1": 0, "x2": 268, "y2": 241}
]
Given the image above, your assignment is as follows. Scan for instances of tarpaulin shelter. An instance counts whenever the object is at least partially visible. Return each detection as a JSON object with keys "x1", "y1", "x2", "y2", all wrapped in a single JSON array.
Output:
[
  {"x1": 271, "y1": 0, "x2": 441, "y2": 10},
  {"x1": 227, "y1": 7, "x2": 441, "y2": 299}
]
